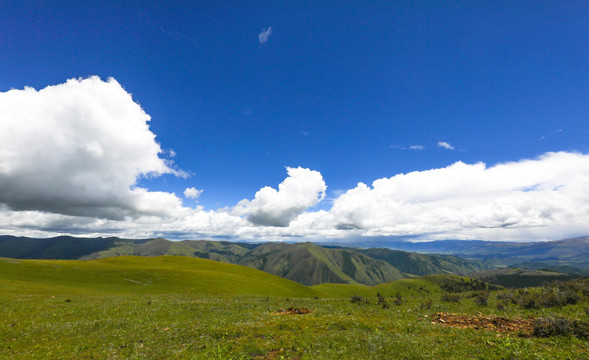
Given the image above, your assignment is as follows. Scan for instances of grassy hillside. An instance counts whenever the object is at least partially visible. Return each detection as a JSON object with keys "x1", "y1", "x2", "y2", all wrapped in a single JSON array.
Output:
[
  {"x1": 360, "y1": 248, "x2": 487, "y2": 276},
  {"x1": 469, "y1": 268, "x2": 581, "y2": 288},
  {"x1": 314, "y1": 276, "x2": 444, "y2": 298},
  {"x1": 0, "y1": 236, "x2": 492, "y2": 286},
  {"x1": 0, "y1": 256, "x2": 322, "y2": 298},
  {"x1": 239, "y1": 242, "x2": 405, "y2": 286},
  {"x1": 370, "y1": 236, "x2": 589, "y2": 269},
  {"x1": 2, "y1": 256, "x2": 587, "y2": 359}
]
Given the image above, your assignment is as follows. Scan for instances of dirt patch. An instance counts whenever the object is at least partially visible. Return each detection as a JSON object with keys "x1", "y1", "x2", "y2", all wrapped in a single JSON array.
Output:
[
  {"x1": 274, "y1": 307, "x2": 311, "y2": 315},
  {"x1": 254, "y1": 348, "x2": 300, "y2": 360},
  {"x1": 430, "y1": 312, "x2": 534, "y2": 335}
]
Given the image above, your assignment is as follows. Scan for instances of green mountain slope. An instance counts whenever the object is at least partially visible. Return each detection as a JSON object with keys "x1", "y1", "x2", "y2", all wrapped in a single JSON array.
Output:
[
  {"x1": 362, "y1": 236, "x2": 589, "y2": 269},
  {"x1": 0, "y1": 255, "x2": 451, "y2": 300},
  {"x1": 0, "y1": 235, "x2": 494, "y2": 286},
  {"x1": 238, "y1": 242, "x2": 405, "y2": 286},
  {"x1": 469, "y1": 268, "x2": 581, "y2": 288},
  {"x1": 360, "y1": 248, "x2": 487, "y2": 276},
  {"x1": 0, "y1": 256, "x2": 323, "y2": 297}
]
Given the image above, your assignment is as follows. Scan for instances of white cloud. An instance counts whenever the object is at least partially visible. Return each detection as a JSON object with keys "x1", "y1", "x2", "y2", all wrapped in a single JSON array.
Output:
[
  {"x1": 323, "y1": 152, "x2": 589, "y2": 241},
  {"x1": 258, "y1": 26, "x2": 272, "y2": 44},
  {"x1": 233, "y1": 167, "x2": 326, "y2": 227},
  {"x1": 0, "y1": 77, "x2": 183, "y2": 220},
  {"x1": 2, "y1": 78, "x2": 589, "y2": 243},
  {"x1": 184, "y1": 187, "x2": 203, "y2": 200},
  {"x1": 390, "y1": 144, "x2": 424, "y2": 150},
  {"x1": 438, "y1": 141, "x2": 455, "y2": 150}
]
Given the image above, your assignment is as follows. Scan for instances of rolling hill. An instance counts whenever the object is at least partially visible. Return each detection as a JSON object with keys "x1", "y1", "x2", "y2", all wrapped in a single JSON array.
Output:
[
  {"x1": 359, "y1": 248, "x2": 485, "y2": 276},
  {"x1": 0, "y1": 256, "x2": 323, "y2": 297},
  {"x1": 238, "y1": 242, "x2": 405, "y2": 286},
  {"x1": 355, "y1": 236, "x2": 589, "y2": 270},
  {"x1": 0, "y1": 255, "x2": 451, "y2": 299},
  {"x1": 0, "y1": 236, "x2": 492, "y2": 286},
  {"x1": 469, "y1": 268, "x2": 581, "y2": 288}
]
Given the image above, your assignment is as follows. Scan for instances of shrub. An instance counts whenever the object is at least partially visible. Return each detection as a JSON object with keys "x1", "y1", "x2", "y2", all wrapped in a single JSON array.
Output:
[
  {"x1": 561, "y1": 289, "x2": 580, "y2": 305},
  {"x1": 440, "y1": 293, "x2": 461, "y2": 303},
  {"x1": 393, "y1": 292, "x2": 404, "y2": 305},
  {"x1": 533, "y1": 316, "x2": 589, "y2": 339},
  {"x1": 573, "y1": 320, "x2": 589, "y2": 339},
  {"x1": 438, "y1": 277, "x2": 491, "y2": 293},
  {"x1": 496, "y1": 292, "x2": 514, "y2": 303},
  {"x1": 533, "y1": 316, "x2": 573, "y2": 337},
  {"x1": 474, "y1": 291, "x2": 489, "y2": 306},
  {"x1": 377, "y1": 294, "x2": 389, "y2": 308},
  {"x1": 420, "y1": 299, "x2": 432, "y2": 310},
  {"x1": 350, "y1": 294, "x2": 364, "y2": 304}
]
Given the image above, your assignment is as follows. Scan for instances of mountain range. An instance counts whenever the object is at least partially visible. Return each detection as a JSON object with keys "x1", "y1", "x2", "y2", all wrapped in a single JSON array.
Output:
[
  {"x1": 323, "y1": 236, "x2": 589, "y2": 270},
  {"x1": 1, "y1": 235, "x2": 587, "y2": 286},
  {"x1": 0, "y1": 235, "x2": 489, "y2": 286}
]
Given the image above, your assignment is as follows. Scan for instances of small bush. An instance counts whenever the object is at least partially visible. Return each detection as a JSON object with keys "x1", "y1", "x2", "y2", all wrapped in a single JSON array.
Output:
[
  {"x1": 438, "y1": 277, "x2": 492, "y2": 293},
  {"x1": 474, "y1": 291, "x2": 489, "y2": 306},
  {"x1": 496, "y1": 292, "x2": 514, "y2": 303},
  {"x1": 420, "y1": 299, "x2": 432, "y2": 310},
  {"x1": 561, "y1": 289, "x2": 580, "y2": 305},
  {"x1": 519, "y1": 293, "x2": 540, "y2": 309},
  {"x1": 573, "y1": 320, "x2": 589, "y2": 339},
  {"x1": 533, "y1": 316, "x2": 572, "y2": 337},
  {"x1": 441, "y1": 293, "x2": 461, "y2": 303},
  {"x1": 377, "y1": 294, "x2": 389, "y2": 308},
  {"x1": 533, "y1": 316, "x2": 589, "y2": 339},
  {"x1": 393, "y1": 292, "x2": 404, "y2": 305}
]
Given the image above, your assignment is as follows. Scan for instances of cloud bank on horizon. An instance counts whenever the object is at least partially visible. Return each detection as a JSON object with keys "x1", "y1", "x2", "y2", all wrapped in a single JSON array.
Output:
[{"x1": 1, "y1": 77, "x2": 589, "y2": 242}]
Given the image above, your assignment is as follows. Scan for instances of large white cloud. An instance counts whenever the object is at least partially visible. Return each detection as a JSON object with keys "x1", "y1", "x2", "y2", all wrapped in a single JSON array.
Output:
[
  {"x1": 2, "y1": 78, "x2": 589, "y2": 242},
  {"x1": 233, "y1": 167, "x2": 326, "y2": 227},
  {"x1": 325, "y1": 152, "x2": 589, "y2": 241},
  {"x1": 0, "y1": 77, "x2": 183, "y2": 219}
]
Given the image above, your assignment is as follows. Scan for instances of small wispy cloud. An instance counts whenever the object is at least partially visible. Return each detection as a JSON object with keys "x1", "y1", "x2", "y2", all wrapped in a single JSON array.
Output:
[
  {"x1": 390, "y1": 144, "x2": 424, "y2": 151},
  {"x1": 438, "y1": 141, "x2": 455, "y2": 150},
  {"x1": 184, "y1": 187, "x2": 203, "y2": 200},
  {"x1": 258, "y1": 26, "x2": 272, "y2": 44}
]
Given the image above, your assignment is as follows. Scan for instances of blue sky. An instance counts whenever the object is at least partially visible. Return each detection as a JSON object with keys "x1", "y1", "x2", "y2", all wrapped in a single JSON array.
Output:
[{"x1": 1, "y1": 1, "x2": 589, "y2": 242}]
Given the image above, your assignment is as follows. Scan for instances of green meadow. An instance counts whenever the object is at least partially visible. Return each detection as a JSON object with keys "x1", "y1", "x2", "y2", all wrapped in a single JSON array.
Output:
[{"x1": 1, "y1": 256, "x2": 587, "y2": 359}]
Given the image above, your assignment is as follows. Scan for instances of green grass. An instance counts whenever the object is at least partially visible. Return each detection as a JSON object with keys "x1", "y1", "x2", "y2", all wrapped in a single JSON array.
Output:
[
  {"x1": 0, "y1": 256, "x2": 322, "y2": 297},
  {"x1": 1, "y1": 256, "x2": 588, "y2": 359}
]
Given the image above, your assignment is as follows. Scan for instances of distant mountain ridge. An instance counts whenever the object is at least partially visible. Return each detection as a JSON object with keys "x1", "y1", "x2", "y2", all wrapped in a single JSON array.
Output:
[
  {"x1": 470, "y1": 268, "x2": 581, "y2": 288},
  {"x1": 323, "y1": 236, "x2": 589, "y2": 270},
  {"x1": 0, "y1": 235, "x2": 489, "y2": 286}
]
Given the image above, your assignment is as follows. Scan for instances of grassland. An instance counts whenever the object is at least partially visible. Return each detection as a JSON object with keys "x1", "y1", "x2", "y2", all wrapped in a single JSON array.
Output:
[{"x1": 1, "y1": 256, "x2": 587, "y2": 359}]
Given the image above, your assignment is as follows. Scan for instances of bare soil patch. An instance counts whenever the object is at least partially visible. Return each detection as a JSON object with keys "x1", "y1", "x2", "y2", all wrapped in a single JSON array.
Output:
[
  {"x1": 274, "y1": 307, "x2": 311, "y2": 315},
  {"x1": 431, "y1": 312, "x2": 534, "y2": 335}
]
